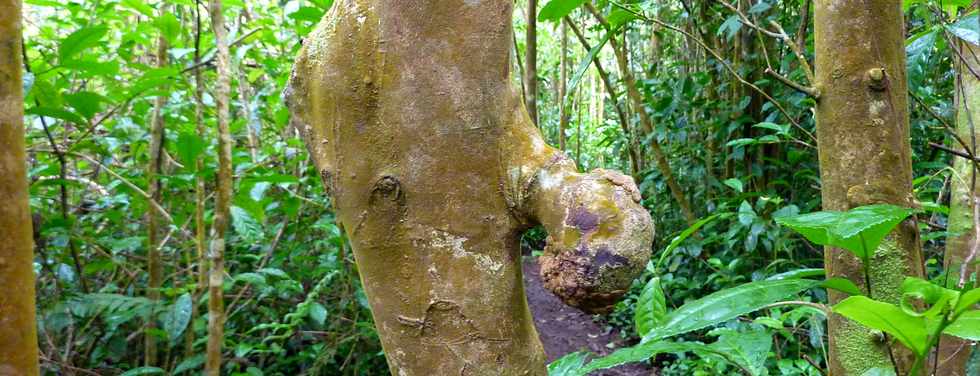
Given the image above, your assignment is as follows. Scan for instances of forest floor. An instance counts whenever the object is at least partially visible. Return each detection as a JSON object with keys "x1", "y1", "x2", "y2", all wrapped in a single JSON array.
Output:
[{"x1": 523, "y1": 258, "x2": 654, "y2": 376}]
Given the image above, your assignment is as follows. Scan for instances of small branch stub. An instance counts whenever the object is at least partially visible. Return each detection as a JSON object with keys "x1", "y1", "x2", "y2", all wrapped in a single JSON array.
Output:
[{"x1": 867, "y1": 68, "x2": 887, "y2": 91}]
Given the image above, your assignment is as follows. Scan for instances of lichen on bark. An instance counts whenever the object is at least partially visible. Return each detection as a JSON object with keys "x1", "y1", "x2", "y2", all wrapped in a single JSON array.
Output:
[{"x1": 284, "y1": 0, "x2": 654, "y2": 373}]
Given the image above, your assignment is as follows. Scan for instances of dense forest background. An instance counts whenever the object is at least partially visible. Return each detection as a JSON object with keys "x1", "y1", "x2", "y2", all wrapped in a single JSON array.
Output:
[{"x1": 13, "y1": 0, "x2": 978, "y2": 375}]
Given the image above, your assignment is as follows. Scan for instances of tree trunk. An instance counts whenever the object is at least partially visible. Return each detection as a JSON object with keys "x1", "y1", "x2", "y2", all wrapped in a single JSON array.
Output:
[
  {"x1": 525, "y1": 0, "x2": 538, "y2": 127},
  {"x1": 0, "y1": 1, "x2": 40, "y2": 374},
  {"x1": 936, "y1": 38, "x2": 980, "y2": 376},
  {"x1": 206, "y1": 0, "x2": 233, "y2": 374},
  {"x1": 285, "y1": 1, "x2": 654, "y2": 373},
  {"x1": 188, "y1": 0, "x2": 207, "y2": 357},
  {"x1": 814, "y1": 1, "x2": 925, "y2": 375},
  {"x1": 145, "y1": 7, "x2": 169, "y2": 365},
  {"x1": 586, "y1": 4, "x2": 697, "y2": 226}
]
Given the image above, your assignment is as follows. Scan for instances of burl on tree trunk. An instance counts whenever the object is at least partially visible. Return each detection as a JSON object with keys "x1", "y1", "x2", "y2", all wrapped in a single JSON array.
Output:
[{"x1": 285, "y1": 0, "x2": 654, "y2": 374}]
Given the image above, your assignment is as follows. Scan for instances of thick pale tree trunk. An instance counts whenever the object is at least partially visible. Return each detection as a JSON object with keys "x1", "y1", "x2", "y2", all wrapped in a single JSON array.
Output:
[
  {"x1": 286, "y1": 1, "x2": 654, "y2": 374},
  {"x1": 206, "y1": 0, "x2": 233, "y2": 374},
  {"x1": 936, "y1": 39, "x2": 980, "y2": 376},
  {"x1": 525, "y1": 0, "x2": 538, "y2": 126},
  {"x1": 814, "y1": 1, "x2": 925, "y2": 375},
  {"x1": 0, "y1": 0, "x2": 40, "y2": 374}
]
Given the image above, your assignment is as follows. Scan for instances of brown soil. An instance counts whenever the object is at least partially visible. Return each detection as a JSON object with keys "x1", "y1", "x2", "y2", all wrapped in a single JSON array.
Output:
[{"x1": 523, "y1": 258, "x2": 654, "y2": 376}]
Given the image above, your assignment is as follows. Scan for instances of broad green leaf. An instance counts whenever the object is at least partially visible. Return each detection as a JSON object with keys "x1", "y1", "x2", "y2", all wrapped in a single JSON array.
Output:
[
  {"x1": 64, "y1": 91, "x2": 106, "y2": 120},
  {"x1": 948, "y1": 14, "x2": 979, "y2": 46},
  {"x1": 766, "y1": 268, "x2": 825, "y2": 281},
  {"x1": 775, "y1": 204, "x2": 915, "y2": 261},
  {"x1": 288, "y1": 6, "x2": 326, "y2": 22},
  {"x1": 154, "y1": 12, "x2": 181, "y2": 44},
  {"x1": 27, "y1": 106, "x2": 86, "y2": 125},
  {"x1": 121, "y1": 0, "x2": 155, "y2": 16},
  {"x1": 59, "y1": 25, "x2": 109, "y2": 62},
  {"x1": 162, "y1": 293, "x2": 192, "y2": 343},
  {"x1": 583, "y1": 341, "x2": 711, "y2": 374},
  {"x1": 945, "y1": 310, "x2": 980, "y2": 341},
  {"x1": 234, "y1": 272, "x2": 267, "y2": 286},
  {"x1": 173, "y1": 354, "x2": 205, "y2": 374},
  {"x1": 309, "y1": 302, "x2": 328, "y2": 325},
  {"x1": 564, "y1": 30, "x2": 610, "y2": 111},
  {"x1": 538, "y1": 0, "x2": 587, "y2": 22},
  {"x1": 753, "y1": 122, "x2": 789, "y2": 135},
  {"x1": 119, "y1": 367, "x2": 165, "y2": 376},
  {"x1": 822, "y1": 277, "x2": 864, "y2": 296},
  {"x1": 955, "y1": 287, "x2": 980, "y2": 316},
  {"x1": 644, "y1": 279, "x2": 821, "y2": 341},
  {"x1": 723, "y1": 178, "x2": 744, "y2": 193},
  {"x1": 635, "y1": 277, "x2": 667, "y2": 337},
  {"x1": 833, "y1": 296, "x2": 928, "y2": 355},
  {"x1": 607, "y1": 8, "x2": 637, "y2": 29},
  {"x1": 900, "y1": 277, "x2": 958, "y2": 318},
  {"x1": 708, "y1": 327, "x2": 772, "y2": 376},
  {"x1": 547, "y1": 351, "x2": 588, "y2": 376},
  {"x1": 175, "y1": 131, "x2": 207, "y2": 172}
]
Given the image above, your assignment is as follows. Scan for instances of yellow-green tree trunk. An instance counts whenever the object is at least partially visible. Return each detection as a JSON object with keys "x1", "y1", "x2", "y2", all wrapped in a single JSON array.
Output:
[
  {"x1": 814, "y1": 1, "x2": 925, "y2": 375},
  {"x1": 937, "y1": 39, "x2": 980, "y2": 376},
  {"x1": 286, "y1": 1, "x2": 654, "y2": 373},
  {"x1": 0, "y1": 0, "x2": 40, "y2": 374}
]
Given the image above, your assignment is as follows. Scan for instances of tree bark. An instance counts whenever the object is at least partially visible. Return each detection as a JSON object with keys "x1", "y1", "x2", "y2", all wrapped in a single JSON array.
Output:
[
  {"x1": 145, "y1": 6, "x2": 169, "y2": 365},
  {"x1": 525, "y1": 0, "x2": 539, "y2": 127},
  {"x1": 814, "y1": 1, "x2": 925, "y2": 375},
  {"x1": 0, "y1": 0, "x2": 40, "y2": 374},
  {"x1": 285, "y1": 1, "x2": 654, "y2": 373},
  {"x1": 188, "y1": 0, "x2": 207, "y2": 357},
  {"x1": 207, "y1": 0, "x2": 233, "y2": 374},
  {"x1": 936, "y1": 38, "x2": 980, "y2": 376}
]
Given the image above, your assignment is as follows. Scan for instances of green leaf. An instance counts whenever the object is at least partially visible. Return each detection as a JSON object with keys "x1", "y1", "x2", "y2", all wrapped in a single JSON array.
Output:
[
  {"x1": 154, "y1": 12, "x2": 181, "y2": 44},
  {"x1": 547, "y1": 351, "x2": 588, "y2": 376},
  {"x1": 947, "y1": 14, "x2": 979, "y2": 46},
  {"x1": 644, "y1": 279, "x2": 820, "y2": 341},
  {"x1": 582, "y1": 341, "x2": 711, "y2": 373},
  {"x1": 655, "y1": 213, "x2": 729, "y2": 271},
  {"x1": 723, "y1": 178, "x2": 744, "y2": 193},
  {"x1": 173, "y1": 354, "x2": 205, "y2": 374},
  {"x1": 775, "y1": 204, "x2": 915, "y2": 261},
  {"x1": 833, "y1": 296, "x2": 928, "y2": 355},
  {"x1": 176, "y1": 131, "x2": 207, "y2": 172},
  {"x1": 708, "y1": 327, "x2": 772, "y2": 376},
  {"x1": 163, "y1": 293, "x2": 192, "y2": 343},
  {"x1": 563, "y1": 30, "x2": 610, "y2": 111},
  {"x1": 945, "y1": 310, "x2": 980, "y2": 341},
  {"x1": 309, "y1": 302, "x2": 327, "y2": 325},
  {"x1": 59, "y1": 25, "x2": 109, "y2": 62},
  {"x1": 635, "y1": 277, "x2": 667, "y2": 337},
  {"x1": 822, "y1": 277, "x2": 864, "y2": 296},
  {"x1": 119, "y1": 367, "x2": 165, "y2": 376},
  {"x1": 766, "y1": 268, "x2": 825, "y2": 281},
  {"x1": 234, "y1": 272, "x2": 267, "y2": 286},
  {"x1": 899, "y1": 277, "x2": 958, "y2": 318},
  {"x1": 955, "y1": 287, "x2": 980, "y2": 316},
  {"x1": 288, "y1": 6, "x2": 326, "y2": 22},
  {"x1": 121, "y1": 0, "x2": 155, "y2": 16},
  {"x1": 64, "y1": 91, "x2": 106, "y2": 120},
  {"x1": 27, "y1": 106, "x2": 86, "y2": 125},
  {"x1": 538, "y1": 0, "x2": 587, "y2": 22}
]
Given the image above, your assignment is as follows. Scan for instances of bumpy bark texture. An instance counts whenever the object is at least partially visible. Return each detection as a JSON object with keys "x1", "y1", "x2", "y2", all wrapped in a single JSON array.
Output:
[
  {"x1": 814, "y1": 1, "x2": 925, "y2": 375},
  {"x1": 0, "y1": 0, "x2": 40, "y2": 374},
  {"x1": 285, "y1": 1, "x2": 654, "y2": 374},
  {"x1": 937, "y1": 39, "x2": 980, "y2": 376}
]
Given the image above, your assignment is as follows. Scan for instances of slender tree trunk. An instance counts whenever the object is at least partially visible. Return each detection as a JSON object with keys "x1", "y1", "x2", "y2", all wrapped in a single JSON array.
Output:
[
  {"x1": 525, "y1": 0, "x2": 538, "y2": 126},
  {"x1": 207, "y1": 0, "x2": 233, "y2": 374},
  {"x1": 285, "y1": 1, "x2": 654, "y2": 373},
  {"x1": 814, "y1": 2, "x2": 925, "y2": 375},
  {"x1": 566, "y1": 19, "x2": 639, "y2": 177},
  {"x1": 936, "y1": 38, "x2": 980, "y2": 376},
  {"x1": 586, "y1": 4, "x2": 697, "y2": 226},
  {"x1": 558, "y1": 19, "x2": 568, "y2": 151},
  {"x1": 145, "y1": 6, "x2": 170, "y2": 365},
  {"x1": 188, "y1": 0, "x2": 207, "y2": 357},
  {"x1": 0, "y1": 1, "x2": 40, "y2": 373}
]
